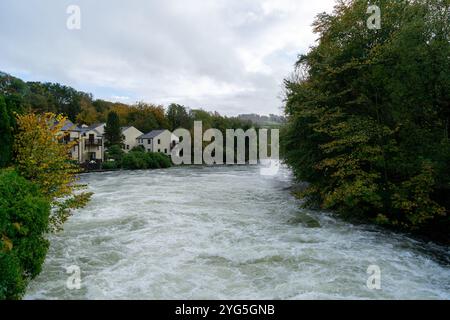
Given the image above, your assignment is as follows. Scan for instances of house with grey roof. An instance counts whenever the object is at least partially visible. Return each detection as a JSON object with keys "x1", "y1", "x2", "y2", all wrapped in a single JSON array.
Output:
[
  {"x1": 137, "y1": 129, "x2": 179, "y2": 156},
  {"x1": 121, "y1": 126, "x2": 143, "y2": 152},
  {"x1": 59, "y1": 121, "x2": 105, "y2": 163}
]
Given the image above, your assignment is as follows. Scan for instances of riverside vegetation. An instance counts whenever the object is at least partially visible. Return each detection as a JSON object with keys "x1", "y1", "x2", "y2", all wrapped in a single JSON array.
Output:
[
  {"x1": 0, "y1": 109, "x2": 92, "y2": 299},
  {"x1": 282, "y1": 0, "x2": 450, "y2": 243}
]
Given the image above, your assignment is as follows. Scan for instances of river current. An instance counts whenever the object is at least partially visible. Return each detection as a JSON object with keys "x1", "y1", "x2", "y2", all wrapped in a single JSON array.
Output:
[{"x1": 25, "y1": 166, "x2": 450, "y2": 299}]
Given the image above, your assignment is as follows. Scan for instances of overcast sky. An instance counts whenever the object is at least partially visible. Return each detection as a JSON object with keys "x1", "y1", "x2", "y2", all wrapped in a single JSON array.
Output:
[{"x1": 0, "y1": 0, "x2": 335, "y2": 116}]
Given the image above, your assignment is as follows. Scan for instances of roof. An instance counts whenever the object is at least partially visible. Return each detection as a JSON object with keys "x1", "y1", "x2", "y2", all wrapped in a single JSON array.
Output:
[
  {"x1": 59, "y1": 120, "x2": 81, "y2": 132},
  {"x1": 79, "y1": 123, "x2": 105, "y2": 133},
  {"x1": 137, "y1": 129, "x2": 167, "y2": 139}
]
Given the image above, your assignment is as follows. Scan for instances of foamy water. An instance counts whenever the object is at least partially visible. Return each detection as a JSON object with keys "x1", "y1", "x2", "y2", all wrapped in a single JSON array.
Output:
[{"x1": 25, "y1": 166, "x2": 450, "y2": 299}]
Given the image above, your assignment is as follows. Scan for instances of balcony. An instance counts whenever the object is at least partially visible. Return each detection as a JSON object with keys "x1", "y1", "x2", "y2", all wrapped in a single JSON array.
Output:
[{"x1": 85, "y1": 138, "x2": 103, "y2": 147}]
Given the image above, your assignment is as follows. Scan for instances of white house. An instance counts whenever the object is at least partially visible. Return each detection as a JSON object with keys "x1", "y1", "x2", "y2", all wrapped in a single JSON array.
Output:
[
  {"x1": 79, "y1": 123, "x2": 105, "y2": 162},
  {"x1": 137, "y1": 129, "x2": 179, "y2": 156},
  {"x1": 60, "y1": 121, "x2": 105, "y2": 163},
  {"x1": 121, "y1": 126, "x2": 143, "y2": 152}
]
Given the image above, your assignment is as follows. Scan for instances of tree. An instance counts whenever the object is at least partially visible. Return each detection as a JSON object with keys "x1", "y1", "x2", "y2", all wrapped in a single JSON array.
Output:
[
  {"x1": 104, "y1": 111, "x2": 123, "y2": 147},
  {"x1": 0, "y1": 169, "x2": 51, "y2": 300},
  {"x1": 282, "y1": 0, "x2": 450, "y2": 241},
  {"x1": 105, "y1": 145, "x2": 125, "y2": 164},
  {"x1": 13, "y1": 113, "x2": 92, "y2": 231},
  {"x1": 166, "y1": 103, "x2": 190, "y2": 131},
  {"x1": 76, "y1": 96, "x2": 99, "y2": 125},
  {"x1": 0, "y1": 96, "x2": 12, "y2": 167}
]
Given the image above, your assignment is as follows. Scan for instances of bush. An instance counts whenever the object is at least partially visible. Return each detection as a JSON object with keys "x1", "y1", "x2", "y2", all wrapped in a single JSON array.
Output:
[
  {"x1": 144, "y1": 153, "x2": 160, "y2": 169},
  {"x1": 121, "y1": 149, "x2": 172, "y2": 170},
  {"x1": 152, "y1": 152, "x2": 172, "y2": 168},
  {"x1": 105, "y1": 145, "x2": 125, "y2": 166},
  {"x1": 122, "y1": 151, "x2": 148, "y2": 170},
  {"x1": 130, "y1": 145, "x2": 145, "y2": 153},
  {"x1": 0, "y1": 169, "x2": 51, "y2": 299},
  {"x1": 102, "y1": 161, "x2": 119, "y2": 170}
]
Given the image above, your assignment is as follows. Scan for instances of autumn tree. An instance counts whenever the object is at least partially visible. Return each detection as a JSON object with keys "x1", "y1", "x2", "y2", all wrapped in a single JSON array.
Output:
[
  {"x1": 282, "y1": 0, "x2": 450, "y2": 241},
  {"x1": 14, "y1": 113, "x2": 92, "y2": 231}
]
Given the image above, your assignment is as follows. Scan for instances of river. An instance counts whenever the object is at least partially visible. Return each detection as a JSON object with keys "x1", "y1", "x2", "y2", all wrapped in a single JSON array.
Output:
[{"x1": 25, "y1": 166, "x2": 450, "y2": 299}]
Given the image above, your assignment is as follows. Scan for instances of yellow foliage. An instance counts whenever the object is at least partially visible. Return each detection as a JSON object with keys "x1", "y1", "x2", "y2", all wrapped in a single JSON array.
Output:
[
  {"x1": 1, "y1": 234, "x2": 13, "y2": 252},
  {"x1": 14, "y1": 113, "x2": 80, "y2": 199}
]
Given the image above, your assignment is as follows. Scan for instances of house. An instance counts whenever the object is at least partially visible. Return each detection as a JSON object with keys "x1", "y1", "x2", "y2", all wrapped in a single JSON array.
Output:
[
  {"x1": 137, "y1": 129, "x2": 179, "y2": 156},
  {"x1": 80, "y1": 123, "x2": 105, "y2": 162},
  {"x1": 121, "y1": 126, "x2": 143, "y2": 152},
  {"x1": 60, "y1": 121, "x2": 105, "y2": 163}
]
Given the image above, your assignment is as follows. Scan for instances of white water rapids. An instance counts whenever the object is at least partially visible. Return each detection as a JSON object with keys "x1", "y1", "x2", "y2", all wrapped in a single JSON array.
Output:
[{"x1": 25, "y1": 166, "x2": 450, "y2": 299}]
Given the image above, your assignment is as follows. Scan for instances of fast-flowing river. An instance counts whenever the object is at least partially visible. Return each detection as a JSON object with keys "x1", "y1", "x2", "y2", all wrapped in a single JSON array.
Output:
[{"x1": 25, "y1": 166, "x2": 450, "y2": 299}]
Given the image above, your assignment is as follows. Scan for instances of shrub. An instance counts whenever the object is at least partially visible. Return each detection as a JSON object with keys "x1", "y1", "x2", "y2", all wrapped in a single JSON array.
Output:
[
  {"x1": 152, "y1": 152, "x2": 172, "y2": 168},
  {"x1": 102, "y1": 161, "x2": 119, "y2": 170},
  {"x1": 130, "y1": 145, "x2": 145, "y2": 153},
  {"x1": 122, "y1": 151, "x2": 148, "y2": 170},
  {"x1": 105, "y1": 145, "x2": 125, "y2": 165},
  {"x1": 121, "y1": 149, "x2": 172, "y2": 170},
  {"x1": 0, "y1": 169, "x2": 51, "y2": 300},
  {"x1": 144, "y1": 153, "x2": 160, "y2": 169}
]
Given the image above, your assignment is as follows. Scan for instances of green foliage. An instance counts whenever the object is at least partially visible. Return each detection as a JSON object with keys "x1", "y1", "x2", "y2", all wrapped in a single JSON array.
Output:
[
  {"x1": 122, "y1": 151, "x2": 148, "y2": 170},
  {"x1": 121, "y1": 149, "x2": 172, "y2": 170},
  {"x1": 105, "y1": 145, "x2": 125, "y2": 165},
  {"x1": 0, "y1": 74, "x2": 92, "y2": 122},
  {"x1": 130, "y1": 145, "x2": 145, "y2": 153},
  {"x1": 0, "y1": 96, "x2": 12, "y2": 167},
  {"x1": 102, "y1": 161, "x2": 119, "y2": 170},
  {"x1": 14, "y1": 113, "x2": 92, "y2": 232},
  {"x1": 51, "y1": 192, "x2": 93, "y2": 232},
  {"x1": 0, "y1": 169, "x2": 51, "y2": 299},
  {"x1": 104, "y1": 111, "x2": 123, "y2": 147},
  {"x1": 152, "y1": 152, "x2": 172, "y2": 168},
  {"x1": 166, "y1": 103, "x2": 191, "y2": 131},
  {"x1": 282, "y1": 0, "x2": 450, "y2": 241}
]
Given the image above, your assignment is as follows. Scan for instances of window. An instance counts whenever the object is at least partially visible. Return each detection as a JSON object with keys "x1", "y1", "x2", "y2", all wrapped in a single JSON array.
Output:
[
  {"x1": 158, "y1": 139, "x2": 161, "y2": 144},
  {"x1": 148, "y1": 139, "x2": 151, "y2": 144},
  {"x1": 126, "y1": 145, "x2": 130, "y2": 150},
  {"x1": 164, "y1": 148, "x2": 167, "y2": 154}
]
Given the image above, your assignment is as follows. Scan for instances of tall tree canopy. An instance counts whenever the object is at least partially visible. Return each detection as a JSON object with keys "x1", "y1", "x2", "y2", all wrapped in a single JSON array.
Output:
[
  {"x1": 282, "y1": 0, "x2": 450, "y2": 242},
  {"x1": 0, "y1": 96, "x2": 12, "y2": 167},
  {"x1": 104, "y1": 111, "x2": 123, "y2": 147},
  {"x1": 166, "y1": 103, "x2": 191, "y2": 131}
]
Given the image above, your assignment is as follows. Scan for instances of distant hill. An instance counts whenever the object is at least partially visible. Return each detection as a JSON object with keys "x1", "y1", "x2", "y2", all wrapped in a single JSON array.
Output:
[{"x1": 237, "y1": 113, "x2": 285, "y2": 126}]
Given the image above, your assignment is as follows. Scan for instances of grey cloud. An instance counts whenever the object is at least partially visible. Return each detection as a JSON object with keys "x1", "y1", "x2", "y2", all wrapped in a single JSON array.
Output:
[{"x1": 0, "y1": 0, "x2": 335, "y2": 115}]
